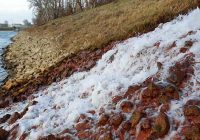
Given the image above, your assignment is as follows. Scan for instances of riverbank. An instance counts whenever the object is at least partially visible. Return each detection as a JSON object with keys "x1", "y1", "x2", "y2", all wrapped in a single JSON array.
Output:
[
  {"x1": 0, "y1": 0, "x2": 200, "y2": 102},
  {"x1": 0, "y1": 8, "x2": 200, "y2": 139}
]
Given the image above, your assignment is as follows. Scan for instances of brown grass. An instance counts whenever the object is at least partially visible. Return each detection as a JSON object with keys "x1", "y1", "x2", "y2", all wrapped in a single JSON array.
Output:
[{"x1": 29, "y1": 0, "x2": 200, "y2": 52}]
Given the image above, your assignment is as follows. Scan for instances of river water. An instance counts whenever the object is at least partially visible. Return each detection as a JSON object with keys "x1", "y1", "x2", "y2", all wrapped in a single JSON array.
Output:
[{"x1": 0, "y1": 31, "x2": 16, "y2": 85}]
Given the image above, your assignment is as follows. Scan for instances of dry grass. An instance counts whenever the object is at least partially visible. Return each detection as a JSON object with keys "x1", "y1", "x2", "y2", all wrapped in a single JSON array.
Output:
[{"x1": 29, "y1": 0, "x2": 200, "y2": 52}]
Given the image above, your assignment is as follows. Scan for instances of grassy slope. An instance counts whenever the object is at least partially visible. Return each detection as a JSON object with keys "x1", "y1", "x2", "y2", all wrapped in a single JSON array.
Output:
[
  {"x1": 31, "y1": 0, "x2": 200, "y2": 51},
  {"x1": 2, "y1": 0, "x2": 200, "y2": 94}
]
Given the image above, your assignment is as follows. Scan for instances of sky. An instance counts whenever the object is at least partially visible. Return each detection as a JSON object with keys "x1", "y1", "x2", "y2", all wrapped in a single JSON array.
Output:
[{"x1": 0, "y1": 0, "x2": 33, "y2": 24}]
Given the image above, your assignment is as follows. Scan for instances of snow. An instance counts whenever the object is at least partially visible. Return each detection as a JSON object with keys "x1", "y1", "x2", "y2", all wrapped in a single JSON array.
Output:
[{"x1": 1, "y1": 8, "x2": 200, "y2": 140}]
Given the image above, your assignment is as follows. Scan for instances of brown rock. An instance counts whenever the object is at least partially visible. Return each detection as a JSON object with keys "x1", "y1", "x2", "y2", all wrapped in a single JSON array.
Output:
[
  {"x1": 76, "y1": 130, "x2": 91, "y2": 139},
  {"x1": 180, "y1": 47, "x2": 188, "y2": 53},
  {"x1": 0, "y1": 128, "x2": 9, "y2": 140},
  {"x1": 0, "y1": 114, "x2": 11, "y2": 124},
  {"x1": 131, "y1": 111, "x2": 143, "y2": 128},
  {"x1": 98, "y1": 114, "x2": 109, "y2": 126},
  {"x1": 112, "y1": 96, "x2": 123, "y2": 104},
  {"x1": 0, "y1": 100, "x2": 9, "y2": 108},
  {"x1": 183, "y1": 105, "x2": 200, "y2": 117},
  {"x1": 186, "y1": 99, "x2": 200, "y2": 106},
  {"x1": 153, "y1": 113, "x2": 170, "y2": 138},
  {"x1": 110, "y1": 113, "x2": 123, "y2": 127},
  {"x1": 120, "y1": 101, "x2": 134, "y2": 113},
  {"x1": 141, "y1": 118, "x2": 151, "y2": 130},
  {"x1": 137, "y1": 129, "x2": 152, "y2": 140},
  {"x1": 160, "y1": 103, "x2": 170, "y2": 113},
  {"x1": 75, "y1": 121, "x2": 91, "y2": 131},
  {"x1": 185, "y1": 40, "x2": 193, "y2": 47},
  {"x1": 182, "y1": 125, "x2": 200, "y2": 140},
  {"x1": 7, "y1": 112, "x2": 21, "y2": 124},
  {"x1": 98, "y1": 132, "x2": 113, "y2": 140}
]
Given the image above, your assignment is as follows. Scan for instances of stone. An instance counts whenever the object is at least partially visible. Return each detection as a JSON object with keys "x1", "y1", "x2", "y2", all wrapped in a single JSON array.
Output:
[
  {"x1": 98, "y1": 114, "x2": 109, "y2": 126},
  {"x1": 0, "y1": 128, "x2": 9, "y2": 140},
  {"x1": 0, "y1": 114, "x2": 11, "y2": 124},
  {"x1": 7, "y1": 112, "x2": 21, "y2": 124},
  {"x1": 75, "y1": 121, "x2": 91, "y2": 131},
  {"x1": 98, "y1": 132, "x2": 113, "y2": 140},
  {"x1": 0, "y1": 100, "x2": 9, "y2": 108},
  {"x1": 131, "y1": 111, "x2": 143, "y2": 128},
  {"x1": 110, "y1": 113, "x2": 123, "y2": 127},
  {"x1": 112, "y1": 96, "x2": 123, "y2": 104},
  {"x1": 120, "y1": 101, "x2": 134, "y2": 113},
  {"x1": 182, "y1": 125, "x2": 200, "y2": 140},
  {"x1": 76, "y1": 130, "x2": 91, "y2": 139},
  {"x1": 141, "y1": 118, "x2": 151, "y2": 130},
  {"x1": 183, "y1": 105, "x2": 200, "y2": 117},
  {"x1": 153, "y1": 113, "x2": 170, "y2": 138}
]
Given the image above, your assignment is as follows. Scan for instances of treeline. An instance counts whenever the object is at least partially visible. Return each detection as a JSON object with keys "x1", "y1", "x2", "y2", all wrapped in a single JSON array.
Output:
[{"x1": 28, "y1": 0, "x2": 115, "y2": 25}]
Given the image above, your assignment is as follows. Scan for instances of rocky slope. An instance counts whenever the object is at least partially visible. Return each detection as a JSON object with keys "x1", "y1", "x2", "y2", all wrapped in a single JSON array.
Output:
[
  {"x1": 0, "y1": 8, "x2": 200, "y2": 140},
  {"x1": 1, "y1": 0, "x2": 200, "y2": 100}
]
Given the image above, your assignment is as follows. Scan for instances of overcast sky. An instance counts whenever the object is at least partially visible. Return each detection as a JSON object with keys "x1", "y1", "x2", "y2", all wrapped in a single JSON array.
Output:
[{"x1": 0, "y1": 0, "x2": 33, "y2": 24}]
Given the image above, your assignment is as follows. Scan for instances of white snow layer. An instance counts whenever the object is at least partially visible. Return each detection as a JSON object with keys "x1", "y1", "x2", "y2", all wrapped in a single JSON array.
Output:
[{"x1": 1, "y1": 8, "x2": 200, "y2": 140}]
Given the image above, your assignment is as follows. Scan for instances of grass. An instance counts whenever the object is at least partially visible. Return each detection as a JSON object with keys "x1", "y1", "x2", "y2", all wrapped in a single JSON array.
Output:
[{"x1": 29, "y1": 0, "x2": 200, "y2": 52}]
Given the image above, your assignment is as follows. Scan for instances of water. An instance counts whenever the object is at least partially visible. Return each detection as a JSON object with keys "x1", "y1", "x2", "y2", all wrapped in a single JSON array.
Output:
[{"x1": 0, "y1": 31, "x2": 16, "y2": 85}]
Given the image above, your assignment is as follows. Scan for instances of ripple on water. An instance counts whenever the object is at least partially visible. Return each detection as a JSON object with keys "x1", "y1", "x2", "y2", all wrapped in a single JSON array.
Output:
[{"x1": 0, "y1": 31, "x2": 16, "y2": 85}]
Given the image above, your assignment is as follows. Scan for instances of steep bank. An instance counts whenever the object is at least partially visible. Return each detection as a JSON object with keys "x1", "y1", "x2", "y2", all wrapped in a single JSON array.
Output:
[
  {"x1": 1, "y1": 0, "x2": 200, "y2": 99},
  {"x1": 0, "y1": 8, "x2": 199, "y2": 139}
]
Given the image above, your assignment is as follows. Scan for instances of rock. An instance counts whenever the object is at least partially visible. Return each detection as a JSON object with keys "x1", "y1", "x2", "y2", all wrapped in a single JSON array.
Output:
[
  {"x1": 153, "y1": 113, "x2": 170, "y2": 138},
  {"x1": 98, "y1": 114, "x2": 109, "y2": 126},
  {"x1": 186, "y1": 99, "x2": 200, "y2": 106},
  {"x1": 3, "y1": 80, "x2": 14, "y2": 90},
  {"x1": 0, "y1": 114, "x2": 11, "y2": 124},
  {"x1": 98, "y1": 132, "x2": 113, "y2": 140},
  {"x1": 7, "y1": 112, "x2": 21, "y2": 124},
  {"x1": 121, "y1": 121, "x2": 131, "y2": 131},
  {"x1": 120, "y1": 101, "x2": 134, "y2": 113},
  {"x1": 185, "y1": 40, "x2": 193, "y2": 47},
  {"x1": 0, "y1": 100, "x2": 9, "y2": 108},
  {"x1": 160, "y1": 103, "x2": 170, "y2": 113},
  {"x1": 157, "y1": 62, "x2": 163, "y2": 70},
  {"x1": 76, "y1": 130, "x2": 91, "y2": 139},
  {"x1": 180, "y1": 47, "x2": 188, "y2": 53},
  {"x1": 183, "y1": 105, "x2": 200, "y2": 117},
  {"x1": 137, "y1": 129, "x2": 152, "y2": 140},
  {"x1": 112, "y1": 96, "x2": 123, "y2": 104},
  {"x1": 110, "y1": 113, "x2": 123, "y2": 127},
  {"x1": 182, "y1": 125, "x2": 200, "y2": 140},
  {"x1": 0, "y1": 128, "x2": 9, "y2": 140},
  {"x1": 75, "y1": 121, "x2": 91, "y2": 131},
  {"x1": 131, "y1": 111, "x2": 143, "y2": 128},
  {"x1": 141, "y1": 118, "x2": 151, "y2": 130}
]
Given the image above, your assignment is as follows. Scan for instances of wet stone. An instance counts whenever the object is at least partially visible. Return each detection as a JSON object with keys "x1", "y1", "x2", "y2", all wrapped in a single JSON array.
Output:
[
  {"x1": 153, "y1": 113, "x2": 170, "y2": 138},
  {"x1": 131, "y1": 111, "x2": 143, "y2": 128},
  {"x1": 110, "y1": 113, "x2": 123, "y2": 127},
  {"x1": 98, "y1": 114, "x2": 109, "y2": 126},
  {"x1": 120, "y1": 100, "x2": 134, "y2": 113},
  {"x1": 0, "y1": 128, "x2": 9, "y2": 140},
  {"x1": 184, "y1": 105, "x2": 200, "y2": 117}
]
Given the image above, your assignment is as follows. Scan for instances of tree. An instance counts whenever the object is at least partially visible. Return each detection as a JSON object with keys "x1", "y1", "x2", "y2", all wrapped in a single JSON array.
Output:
[
  {"x1": 23, "y1": 19, "x2": 32, "y2": 26},
  {"x1": 28, "y1": 0, "x2": 115, "y2": 25},
  {"x1": 4, "y1": 20, "x2": 8, "y2": 27}
]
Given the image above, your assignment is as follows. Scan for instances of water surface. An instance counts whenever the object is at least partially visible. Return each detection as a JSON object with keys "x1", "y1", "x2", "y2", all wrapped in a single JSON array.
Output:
[{"x1": 0, "y1": 31, "x2": 16, "y2": 85}]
